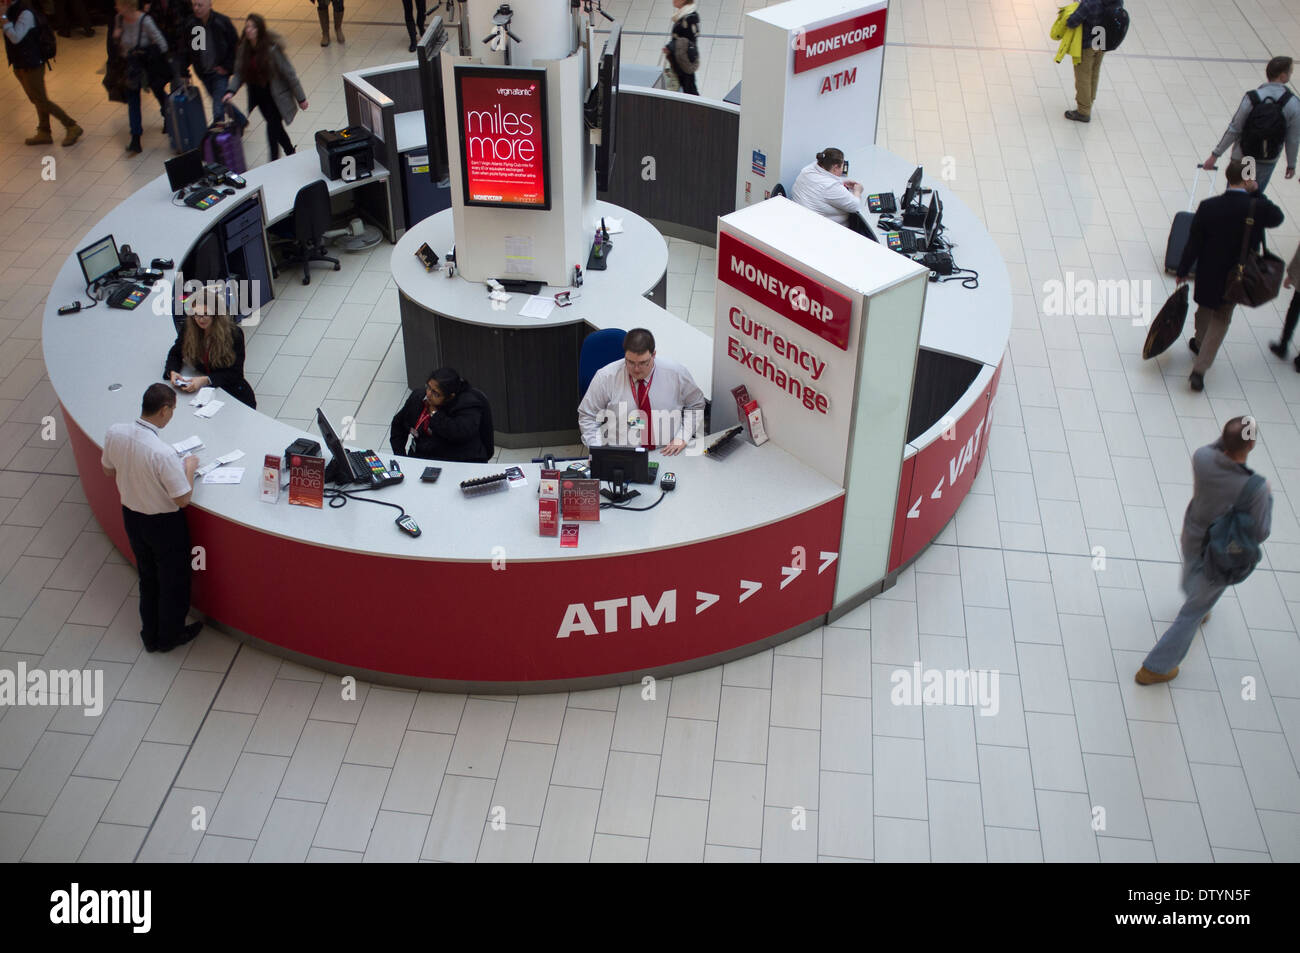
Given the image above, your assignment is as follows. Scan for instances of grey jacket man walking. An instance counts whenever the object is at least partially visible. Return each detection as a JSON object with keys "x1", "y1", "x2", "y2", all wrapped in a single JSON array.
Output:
[{"x1": 1137, "y1": 417, "x2": 1273, "y2": 684}]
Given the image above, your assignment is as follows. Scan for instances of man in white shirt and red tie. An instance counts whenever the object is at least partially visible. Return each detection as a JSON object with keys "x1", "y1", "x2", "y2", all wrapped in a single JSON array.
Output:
[
  {"x1": 101, "y1": 383, "x2": 203, "y2": 653},
  {"x1": 578, "y1": 328, "x2": 705, "y2": 455}
]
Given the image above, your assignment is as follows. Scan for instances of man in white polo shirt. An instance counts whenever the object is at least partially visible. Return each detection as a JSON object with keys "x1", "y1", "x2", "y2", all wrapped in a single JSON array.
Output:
[
  {"x1": 791, "y1": 147, "x2": 864, "y2": 226},
  {"x1": 102, "y1": 383, "x2": 202, "y2": 653},
  {"x1": 578, "y1": 327, "x2": 705, "y2": 455}
]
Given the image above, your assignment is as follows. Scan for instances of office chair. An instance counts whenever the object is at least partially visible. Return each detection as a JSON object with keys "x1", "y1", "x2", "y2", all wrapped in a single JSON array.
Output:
[
  {"x1": 579, "y1": 327, "x2": 626, "y2": 397},
  {"x1": 771, "y1": 183, "x2": 787, "y2": 198},
  {"x1": 271, "y1": 180, "x2": 341, "y2": 285}
]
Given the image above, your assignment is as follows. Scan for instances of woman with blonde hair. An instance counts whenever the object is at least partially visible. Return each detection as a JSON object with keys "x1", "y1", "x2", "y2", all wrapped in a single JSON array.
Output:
[{"x1": 164, "y1": 294, "x2": 256, "y2": 408}]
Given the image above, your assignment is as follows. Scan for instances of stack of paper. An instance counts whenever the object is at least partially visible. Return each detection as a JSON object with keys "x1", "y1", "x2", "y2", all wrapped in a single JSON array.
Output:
[
  {"x1": 173, "y1": 435, "x2": 204, "y2": 455},
  {"x1": 194, "y1": 400, "x2": 225, "y2": 419},
  {"x1": 519, "y1": 295, "x2": 555, "y2": 319},
  {"x1": 189, "y1": 387, "x2": 216, "y2": 407},
  {"x1": 203, "y1": 468, "x2": 244, "y2": 485},
  {"x1": 196, "y1": 449, "x2": 245, "y2": 477}
]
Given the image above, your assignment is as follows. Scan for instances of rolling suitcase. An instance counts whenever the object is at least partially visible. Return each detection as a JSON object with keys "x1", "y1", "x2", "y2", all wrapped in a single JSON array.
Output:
[
  {"x1": 168, "y1": 84, "x2": 208, "y2": 155},
  {"x1": 203, "y1": 108, "x2": 246, "y2": 174},
  {"x1": 1164, "y1": 165, "x2": 1210, "y2": 277}
]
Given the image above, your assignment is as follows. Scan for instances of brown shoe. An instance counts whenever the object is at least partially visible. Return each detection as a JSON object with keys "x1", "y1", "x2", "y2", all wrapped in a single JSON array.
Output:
[
  {"x1": 334, "y1": 19, "x2": 345, "y2": 44},
  {"x1": 1135, "y1": 665, "x2": 1179, "y2": 685},
  {"x1": 62, "y1": 124, "x2": 83, "y2": 147},
  {"x1": 319, "y1": 7, "x2": 330, "y2": 45},
  {"x1": 24, "y1": 129, "x2": 53, "y2": 146}
]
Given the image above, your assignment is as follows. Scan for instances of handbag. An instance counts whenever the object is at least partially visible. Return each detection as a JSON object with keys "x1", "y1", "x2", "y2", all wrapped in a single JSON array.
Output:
[
  {"x1": 1223, "y1": 199, "x2": 1286, "y2": 307},
  {"x1": 659, "y1": 53, "x2": 680, "y2": 92},
  {"x1": 1142, "y1": 284, "x2": 1189, "y2": 359},
  {"x1": 103, "y1": 54, "x2": 128, "y2": 102}
]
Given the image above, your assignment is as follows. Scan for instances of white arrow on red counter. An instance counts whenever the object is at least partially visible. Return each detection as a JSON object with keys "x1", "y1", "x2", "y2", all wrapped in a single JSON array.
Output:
[
  {"x1": 818, "y1": 551, "x2": 838, "y2": 574},
  {"x1": 695, "y1": 591, "x2": 719, "y2": 614},
  {"x1": 780, "y1": 566, "x2": 802, "y2": 589},
  {"x1": 931, "y1": 477, "x2": 943, "y2": 500},
  {"x1": 907, "y1": 496, "x2": 921, "y2": 519},
  {"x1": 739, "y1": 580, "x2": 762, "y2": 603}
]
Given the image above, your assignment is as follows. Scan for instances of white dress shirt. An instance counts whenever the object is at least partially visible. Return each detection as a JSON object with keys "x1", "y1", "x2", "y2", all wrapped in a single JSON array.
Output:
[
  {"x1": 102, "y1": 419, "x2": 192, "y2": 514},
  {"x1": 790, "y1": 161, "x2": 862, "y2": 225},
  {"x1": 578, "y1": 356, "x2": 706, "y2": 447}
]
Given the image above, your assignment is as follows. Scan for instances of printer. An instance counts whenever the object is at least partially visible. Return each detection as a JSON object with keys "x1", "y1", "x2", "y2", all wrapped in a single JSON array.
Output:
[{"x1": 316, "y1": 126, "x2": 375, "y2": 182}]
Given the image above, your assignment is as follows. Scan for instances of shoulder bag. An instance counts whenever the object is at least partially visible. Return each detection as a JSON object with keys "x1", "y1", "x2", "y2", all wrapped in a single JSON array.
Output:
[{"x1": 1223, "y1": 199, "x2": 1285, "y2": 308}]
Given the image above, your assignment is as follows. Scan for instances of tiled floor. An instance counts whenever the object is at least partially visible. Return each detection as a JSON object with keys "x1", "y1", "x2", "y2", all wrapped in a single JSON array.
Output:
[{"x1": 2, "y1": 0, "x2": 1300, "y2": 862}]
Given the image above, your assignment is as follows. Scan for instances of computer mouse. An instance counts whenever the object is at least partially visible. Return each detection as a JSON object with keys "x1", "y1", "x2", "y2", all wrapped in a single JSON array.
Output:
[{"x1": 221, "y1": 188, "x2": 235, "y2": 196}]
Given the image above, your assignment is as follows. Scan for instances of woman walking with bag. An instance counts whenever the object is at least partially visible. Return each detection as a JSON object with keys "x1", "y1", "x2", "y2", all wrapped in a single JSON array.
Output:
[
  {"x1": 663, "y1": 0, "x2": 700, "y2": 96},
  {"x1": 112, "y1": 0, "x2": 174, "y2": 153},
  {"x1": 222, "y1": 14, "x2": 307, "y2": 162}
]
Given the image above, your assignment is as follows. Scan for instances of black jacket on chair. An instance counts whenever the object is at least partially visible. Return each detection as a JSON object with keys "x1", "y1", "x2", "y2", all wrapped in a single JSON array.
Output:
[
  {"x1": 1178, "y1": 189, "x2": 1284, "y2": 308},
  {"x1": 163, "y1": 325, "x2": 257, "y2": 409},
  {"x1": 389, "y1": 389, "x2": 493, "y2": 463}
]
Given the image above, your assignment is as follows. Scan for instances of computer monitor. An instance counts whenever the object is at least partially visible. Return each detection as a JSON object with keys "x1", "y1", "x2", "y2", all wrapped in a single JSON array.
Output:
[
  {"x1": 593, "y1": 21, "x2": 621, "y2": 193},
  {"x1": 924, "y1": 192, "x2": 943, "y2": 248},
  {"x1": 417, "y1": 17, "x2": 450, "y2": 186},
  {"x1": 165, "y1": 149, "x2": 205, "y2": 192},
  {"x1": 899, "y1": 166, "x2": 923, "y2": 210},
  {"x1": 76, "y1": 235, "x2": 121, "y2": 286},
  {"x1": 315, "y1": 407, "x2": 358, "y2": 485},
  {"x1": 590, "y1": 444, "x2": 650, "y2": 502}
]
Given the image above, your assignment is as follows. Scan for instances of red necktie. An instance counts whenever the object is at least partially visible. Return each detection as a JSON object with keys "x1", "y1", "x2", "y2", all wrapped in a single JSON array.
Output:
[{"x1": 634, "y1": 379, "x2": 653, "y2": 448}]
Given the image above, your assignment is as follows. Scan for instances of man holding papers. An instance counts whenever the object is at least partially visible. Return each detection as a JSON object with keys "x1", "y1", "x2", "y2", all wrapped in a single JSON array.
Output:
[{"x1": 101, "y1": 384, "x2": 203, "y2": 653}]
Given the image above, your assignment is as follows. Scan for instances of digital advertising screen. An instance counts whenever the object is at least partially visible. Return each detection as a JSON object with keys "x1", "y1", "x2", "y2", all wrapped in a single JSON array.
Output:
[{"x1": 454, "y1": 66, "x2": 551, "y2": 210}]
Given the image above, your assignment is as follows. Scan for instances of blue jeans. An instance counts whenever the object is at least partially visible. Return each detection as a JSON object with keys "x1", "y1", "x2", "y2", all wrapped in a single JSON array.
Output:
[
  {"x1": 199, "y1": 71, "x2": 246, "y2": 127},
  {"x1": 1142, "y1": 536, "x2": 1227, "y2": 674},
  {"x1": 126, "y1": 82, "x2": 167, "y2": 138}
]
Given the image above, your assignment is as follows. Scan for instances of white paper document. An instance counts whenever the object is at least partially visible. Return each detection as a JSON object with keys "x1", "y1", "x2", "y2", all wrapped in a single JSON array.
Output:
[
  {"x1": 194, "y1": 400, "x2": 225, "y2": 419},
  {"x1": 173, "y1": 436, "x2": 203, "y2": 455},
  {"x1": 189, "y1": 387, "x2": 216, "y2": 407},
  {"x1": 518, "y1": 295, "x2": 555, "y2": 319},
  {"x1": 196, "y1": 449, "x2": 246, "y2": 477},
  {"x1": 203, "y1": 467, "x2": 244, "y2": 484},
  {"x1": 599, "y1": 217, "x2": 624, "y2": 234}
]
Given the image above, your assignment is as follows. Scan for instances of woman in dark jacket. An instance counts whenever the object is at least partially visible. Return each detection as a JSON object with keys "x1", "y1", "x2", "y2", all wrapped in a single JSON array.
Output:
[
  {"x1": 222, "y1": 13, "x2": 307, "y2": 160},
  {"x1": 390, "y1": 368, "x2": 492, "y2": 463},
  {"x1": 164, "y1": 301, "x2": 256, "y2": 408},
  {"x1": 664, "y1": 0, "x2": 700, "y2": 96},
  {"x1": 110, "y1": 0, "x2": 175, "y2": 153}
]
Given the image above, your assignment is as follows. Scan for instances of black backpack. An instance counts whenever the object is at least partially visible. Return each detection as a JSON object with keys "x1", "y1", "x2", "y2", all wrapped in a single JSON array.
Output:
[
  {"x1": 1201, "y1": 474, "x2": 1267, "y2": 585},
  {"x1": 25, "y1": 1, "x2": 58, "y2": 68},
  {"x1": 1241, "y1": 89, "x2": 1293, "y2": 162},
  {"x1": 1093, "y1": 4, "x2": 1129, "y2": 51}
]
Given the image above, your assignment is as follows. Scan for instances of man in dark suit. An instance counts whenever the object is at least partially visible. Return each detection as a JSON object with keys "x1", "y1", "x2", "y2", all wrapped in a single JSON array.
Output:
[{"x1": 1177, "y1": 158, "x2": 1284, "y2": 391}]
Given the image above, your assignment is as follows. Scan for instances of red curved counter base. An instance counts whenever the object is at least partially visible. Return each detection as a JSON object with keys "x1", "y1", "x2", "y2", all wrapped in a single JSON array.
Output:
[{"x1": 67, "y1": 408, "x2": 844, "y2": 685}]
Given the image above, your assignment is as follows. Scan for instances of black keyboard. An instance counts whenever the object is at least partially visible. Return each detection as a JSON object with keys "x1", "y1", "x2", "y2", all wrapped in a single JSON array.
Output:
[
  {"x1": 347, "y1": 449, "x2": 403, "y2": 488},
  {"x1": 885, "y1": 230, "x2": 922, "y2": 255},
  {"x1": 705, "y1": 426, "x2": 744, "y2": 459},
  {"x1": 107, "y1": 283, "x2": 149, "y2": 310},
  {"x1": 867, "y1": 192, "x2": 897, "y2": 213}
]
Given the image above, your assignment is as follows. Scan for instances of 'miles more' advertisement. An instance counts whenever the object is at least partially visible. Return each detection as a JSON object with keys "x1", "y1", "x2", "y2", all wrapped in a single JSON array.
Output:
[{"x1": 456, "y1": 68, "x2": 550, "y2": 209}]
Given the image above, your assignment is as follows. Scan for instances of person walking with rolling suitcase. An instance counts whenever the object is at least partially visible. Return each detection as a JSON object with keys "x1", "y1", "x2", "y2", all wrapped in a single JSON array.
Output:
[
  {"x1": 176, "y1": 0, "x2": 246, "y2": 131},
  {"x1": 1203, "y1": 57, "x2": 1298, "y2": 194},
  {"x1": 1175, "y1": 159, "x2": 1284, "y2": 391},
  {"x1": 222, "y1": 14, "x2": 307, "y2": 162},
  {"x1": 1135, "y1": 416, "x2": 1272, "y2": 685}
]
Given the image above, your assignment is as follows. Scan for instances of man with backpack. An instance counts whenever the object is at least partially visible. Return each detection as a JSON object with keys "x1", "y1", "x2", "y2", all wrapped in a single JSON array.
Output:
[
  {"x1": 1063, "y1": 0, "x2": 1128, "y2": 122},
  {"x1": 1204, "y1": 56, "x2": 1298, "y2": 194},
  {"x1": 1, "y1": 0, "x2": 82, "y2": 146},
  {"x1": 1136, "y1": 416, "x2": 1273, "y2": 685}
]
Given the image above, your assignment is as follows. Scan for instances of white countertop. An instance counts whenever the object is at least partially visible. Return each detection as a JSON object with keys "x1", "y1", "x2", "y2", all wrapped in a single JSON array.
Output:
[
  {"x1": 391, "y1": 201, "x2": 715, "y2": 396},
  {"x1": 43, "y1": 175, "x2": 840, "y2": 562}
]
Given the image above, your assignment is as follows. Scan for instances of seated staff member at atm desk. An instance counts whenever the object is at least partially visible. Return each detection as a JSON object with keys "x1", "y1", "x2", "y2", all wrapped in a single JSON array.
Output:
[
  {"x1": 164, "y1": 298, "x2": 257, "y2": 408},
  {"x1": 389, "y1": 367, "x2": 494, "y2": 463},
  {"x1": 791, "y1": 147, "x2": 864, "y2": 226},
  {"x1": 578, "y1": 328, "x2": 705, "y2": 456}
]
